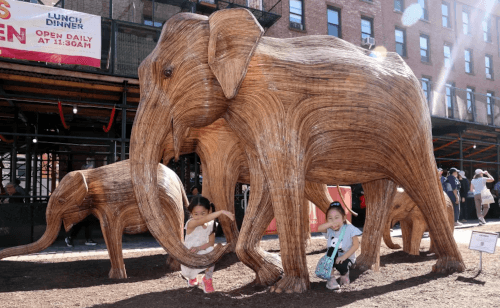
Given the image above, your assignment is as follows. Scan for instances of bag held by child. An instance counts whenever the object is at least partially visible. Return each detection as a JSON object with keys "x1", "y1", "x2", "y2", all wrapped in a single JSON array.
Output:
[
  {"x1": 315, "y1": 224, "x2": 346, "y2": 280},
  {"x1": 481, "y1": 188, "x2": 495, "y2": 205}
]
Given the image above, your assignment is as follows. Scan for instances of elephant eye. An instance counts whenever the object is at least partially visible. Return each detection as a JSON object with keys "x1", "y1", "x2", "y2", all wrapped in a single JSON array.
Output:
[{"x1": 163, "y1": 68, "x2": 173, "y2": 78}]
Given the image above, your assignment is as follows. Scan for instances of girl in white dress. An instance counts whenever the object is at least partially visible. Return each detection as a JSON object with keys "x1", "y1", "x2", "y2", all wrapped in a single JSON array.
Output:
[{"x1": 181, "y1": 195, "x2": 234, "y2": 293}]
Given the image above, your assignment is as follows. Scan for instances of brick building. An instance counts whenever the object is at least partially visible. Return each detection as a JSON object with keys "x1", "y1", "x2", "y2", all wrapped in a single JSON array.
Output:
[{"x1": 266, "y1": 0, "x2": 500, "y2": 176}]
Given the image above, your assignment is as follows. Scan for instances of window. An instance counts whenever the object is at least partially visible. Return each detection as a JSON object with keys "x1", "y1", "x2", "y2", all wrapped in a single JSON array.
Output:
[
  {"x1": 421, "y1": 77, "x2": 431, "y2": 102},
  {"x1": 144, "y1": 19, "x2": 162, "y2": 27},
  {"x1": 464, "y1": 49, "x2": 473, "y2": 74},
  {"x1": 483, "y1": 19, "x2": 492, "y2": 42},
  {"x1": 418, "y1": 0, "x2": 428, "y2": 21},
  {"x1": 327, "y1": 7, "x2": 341, "y2": 37},
  {"x1": 466, "y1": 88, "x2": 474, "y2": 114},
  {"x1": 289, "y1": 0, "x2": 304, "y2": 29},
  {"x1": 394, "y1": 0, "x2": 404, "y2": 12},
  {"x1": 442, "y1": 2, "x2": 450, "y2": 28},
  {"x1": 485, "y1": 55, "x2": 493, "y2": 79},
  {"x1": 487, "y1": 92, "x2": 494, "y2": 116},
  {"x1": 395, "y1": 28, "x2": 406, "y2": 57},
  {"x1": 361, "y1": 17, "x2": 373, "y2": 40},
  {"x1": 444, "y1": 44, "x2": 452, "y2": 68},
  {"x1": 462, "y1": 10, "x2": 470, "y2": 35},
  {"x1": 420, "y1": 35, "x2": 429, "y2": 62},
  {"x1": 445, "y1": 83, "x2": 454, "y2": 115}
]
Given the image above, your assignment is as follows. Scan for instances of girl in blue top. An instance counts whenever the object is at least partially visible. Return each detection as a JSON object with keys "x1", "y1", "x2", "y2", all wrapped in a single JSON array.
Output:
[{"x1": 318, "y1": 201, "x2": 362, "y2": 290}]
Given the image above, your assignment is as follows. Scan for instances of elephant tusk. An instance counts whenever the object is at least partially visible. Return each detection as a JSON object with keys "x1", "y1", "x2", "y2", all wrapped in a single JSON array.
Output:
[{"x1": 337, "y1": 184, "x2": 358, "y2": 217}]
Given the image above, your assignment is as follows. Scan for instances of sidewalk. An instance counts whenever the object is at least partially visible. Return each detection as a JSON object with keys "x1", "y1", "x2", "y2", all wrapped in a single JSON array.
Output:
[{"x1": 3, "y1": 219, "x2": 499, "y2": 262}]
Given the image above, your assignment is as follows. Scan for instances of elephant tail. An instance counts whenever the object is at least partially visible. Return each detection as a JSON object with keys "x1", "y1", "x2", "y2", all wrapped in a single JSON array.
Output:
[
  {"x1": 181, "y1": 183, "x2": 189, "y2": 209},
  {"x1": 383, "y1": 219, "x2": 401, "y2": 249},
  {"x1": 0, "y1": 215, "x2": 62, "y2": 260}
]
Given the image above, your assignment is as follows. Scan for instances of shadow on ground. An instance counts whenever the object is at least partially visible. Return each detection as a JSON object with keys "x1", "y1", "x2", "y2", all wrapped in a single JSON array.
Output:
[
  {"x1": 0, "y1": 252, "x2": 240, "y2": 293},
  {"x1": 91, "y1": 271, "x2": 450, "y2": 308}
]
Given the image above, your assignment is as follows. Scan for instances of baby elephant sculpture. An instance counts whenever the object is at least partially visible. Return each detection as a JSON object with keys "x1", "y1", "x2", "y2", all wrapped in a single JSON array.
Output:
[
  {"x1": 0, "y1": 160, "x2": 187, "y2": 279},
  {"x1": 383, "y1": 189, "x2": 454, "y2": 255}
]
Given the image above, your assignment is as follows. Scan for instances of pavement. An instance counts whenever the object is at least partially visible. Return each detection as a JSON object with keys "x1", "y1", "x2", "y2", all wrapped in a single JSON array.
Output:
[{"x1": 3, "y1": 219, "x2": 499, "y2": 262}]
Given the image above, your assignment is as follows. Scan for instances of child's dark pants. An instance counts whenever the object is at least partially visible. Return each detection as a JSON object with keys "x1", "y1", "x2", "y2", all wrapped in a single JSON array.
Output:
[{"x1": 327, "y1": 249, "x2": 352, "y2": 276}]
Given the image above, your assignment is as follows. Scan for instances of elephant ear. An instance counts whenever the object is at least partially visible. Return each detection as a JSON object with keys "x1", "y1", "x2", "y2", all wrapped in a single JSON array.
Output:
[{"x1": 208, "y1": 8, "x2": 264, "y2": 99}]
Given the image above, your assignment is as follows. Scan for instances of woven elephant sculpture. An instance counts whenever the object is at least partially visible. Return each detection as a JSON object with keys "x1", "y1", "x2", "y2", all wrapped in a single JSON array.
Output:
[
  {"x1": 129, "y1": 8, "x2": 464, "y2": 293},
  {"x1": 0, "y1": 160, "x2": 187, "y2": 279},
  {"x1": 383, "y1": 189, "x2": 455, "y2": 255}
]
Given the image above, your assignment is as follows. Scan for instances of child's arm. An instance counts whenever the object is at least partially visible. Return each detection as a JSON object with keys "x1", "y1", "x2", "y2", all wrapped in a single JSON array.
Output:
[
  {"x1": 187, "y1": 210, "x2": 234, "y2": 230},
  {"x1": 335, "y1": 236, "x2": 359, "y2": 264},
  {"x1": 317, "y1": 221, "x2": 337, "y2": 233},
  {"x1": 190, "y1": 233, "x2": 216, "y2": 253}
]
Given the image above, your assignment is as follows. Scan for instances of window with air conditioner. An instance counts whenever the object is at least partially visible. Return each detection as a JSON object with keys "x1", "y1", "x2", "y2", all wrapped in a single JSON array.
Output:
[
  {"x1": 361, "y1": 17, "x2": 373, "y2": 45},
  {"x1": 290, "y1": 0, "x2": 304, "y2": 30}
]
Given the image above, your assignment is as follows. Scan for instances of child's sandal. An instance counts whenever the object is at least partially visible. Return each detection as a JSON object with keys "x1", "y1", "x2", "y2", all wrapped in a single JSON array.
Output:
[{"x1": 339, "y1": 275, "x2": 350, "y2": 286}]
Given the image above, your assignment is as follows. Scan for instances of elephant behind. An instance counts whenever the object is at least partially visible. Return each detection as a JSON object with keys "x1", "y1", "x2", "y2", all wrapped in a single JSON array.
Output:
[
  {"x1": 0, "y1": 160, "x2": 187, "y2": 279},
  {"x1": 383, "y1": 189, "x2": 455, "y2": 255}
]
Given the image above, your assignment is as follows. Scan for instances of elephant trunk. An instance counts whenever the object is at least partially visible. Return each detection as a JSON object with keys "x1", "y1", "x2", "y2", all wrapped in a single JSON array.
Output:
[
  {"x1": 382, "y1": 218, "x2": 401, "y2": 249},
  {"x1": 0, "y1": 212, "x2": 62, "y2": 259},
  {"x1": 130, "y1": 113, "x2": 228, "y2": 268}
]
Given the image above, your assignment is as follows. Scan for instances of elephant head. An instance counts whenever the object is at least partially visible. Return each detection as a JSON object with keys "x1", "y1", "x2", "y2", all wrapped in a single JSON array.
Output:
[
  {"x1": 0, "y1": 171, "x2": 88, "y2": 259},
  {"x1": 130, "y1": 9, "x2": 261, "y2": 267}
]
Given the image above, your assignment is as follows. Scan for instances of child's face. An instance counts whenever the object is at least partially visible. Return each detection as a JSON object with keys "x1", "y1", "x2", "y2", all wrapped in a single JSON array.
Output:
[
  {"x1": 326, "y1": 208, "x2": 344, "y2": 231},
  {"x1": 191, "y1": 205, "x2": 209, "y2": 220}
]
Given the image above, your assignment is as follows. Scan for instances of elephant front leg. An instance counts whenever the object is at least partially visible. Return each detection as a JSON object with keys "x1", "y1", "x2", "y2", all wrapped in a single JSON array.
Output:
[
  {"x1": 357, "y1": 179, "x2": 397, "y2": 271},
  {"x1": 98, "y1": 214, "x2": 127, "y2": 279},
  {"x1": 236, "y1": 161, "x2": 282, "y2": 286},
  {"x1": 408, "y1": 219, "x2": 427, "y2": 256},
  {"x1": 266, "y1": 179, "x2": 309, "y2": 293}
]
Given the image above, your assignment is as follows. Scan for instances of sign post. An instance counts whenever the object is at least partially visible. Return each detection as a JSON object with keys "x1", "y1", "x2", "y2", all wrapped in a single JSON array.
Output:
[{"x1": 468, "y1": 231, "x2": 499, "y2": 273}]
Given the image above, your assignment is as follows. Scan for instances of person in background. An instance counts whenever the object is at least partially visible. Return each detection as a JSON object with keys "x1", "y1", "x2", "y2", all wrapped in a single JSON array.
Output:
[
  {"x1": 65, "y1": 159, "x2": 97, "y2": 247},
  {"x1": 14, "y1": 179, "x2": 26, "y2": 196},
  {"x1": 458, "y1": 171, "x2": 470, "y2": 223},
  {"x1": 438, "y1": 168, "x2": 445, "y2": 191},
  {"x1": 445, "y1": 168, "x2": 461, "y2": 226},
  {"x1": 2, "y1": 182, "x2": 24, "y2": 204},
  {"x1": 470, "y1": 169, "x2": 495, "y2": 225}
]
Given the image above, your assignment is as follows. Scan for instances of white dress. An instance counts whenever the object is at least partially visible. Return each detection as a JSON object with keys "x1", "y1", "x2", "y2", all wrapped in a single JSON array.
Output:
[{"x1": 180, "y1": 219, "x2": 215, "y2": 280}]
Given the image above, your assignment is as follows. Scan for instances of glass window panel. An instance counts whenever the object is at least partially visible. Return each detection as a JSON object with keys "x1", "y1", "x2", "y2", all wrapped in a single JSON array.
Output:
[
  {"x1": 442, "y1": 4, "x2": 448, "y2": 16},
  {"x1": 290, "y1": 15, "x2": 301, "y2": 23},
  {"x1": 290, "y1": 0, "x2": 302, "y2": 15},
  {"x1": 395, "y1": 29, "x2": 404, "y2": 43},
  {"x1": 328, "y1": 24, "x2": 339, "y2": 37},
  {"x1": 328, "y1": 9, "x2": 339, "y2": 25},
  {"x1": 395, "y1": 0, "x2": 402, "y2": 11},
  {"x1": 361, "y1": 19, "x2": 372, "y2": 35},
  {"x1": 420, "y1": 36, "x2": 427, "y2": 49}
]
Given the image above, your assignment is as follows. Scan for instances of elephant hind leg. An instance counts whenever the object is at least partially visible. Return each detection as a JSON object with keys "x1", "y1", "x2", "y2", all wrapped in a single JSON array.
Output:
[
  {"x1": 97, "y1": 212, "x2": 127, "y2": 279},
  {"x1": 356, "y1": 179, "x2": 398, "y2": 271}
]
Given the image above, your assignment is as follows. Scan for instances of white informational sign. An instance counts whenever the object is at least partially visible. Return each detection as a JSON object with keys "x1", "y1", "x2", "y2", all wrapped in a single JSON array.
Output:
[
  {"x1": 0, "y1": 0, "x2": 101, "y2": 67},
  {"x1": 468, "y1": 231, "x2": 498, "y2": 254}
]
